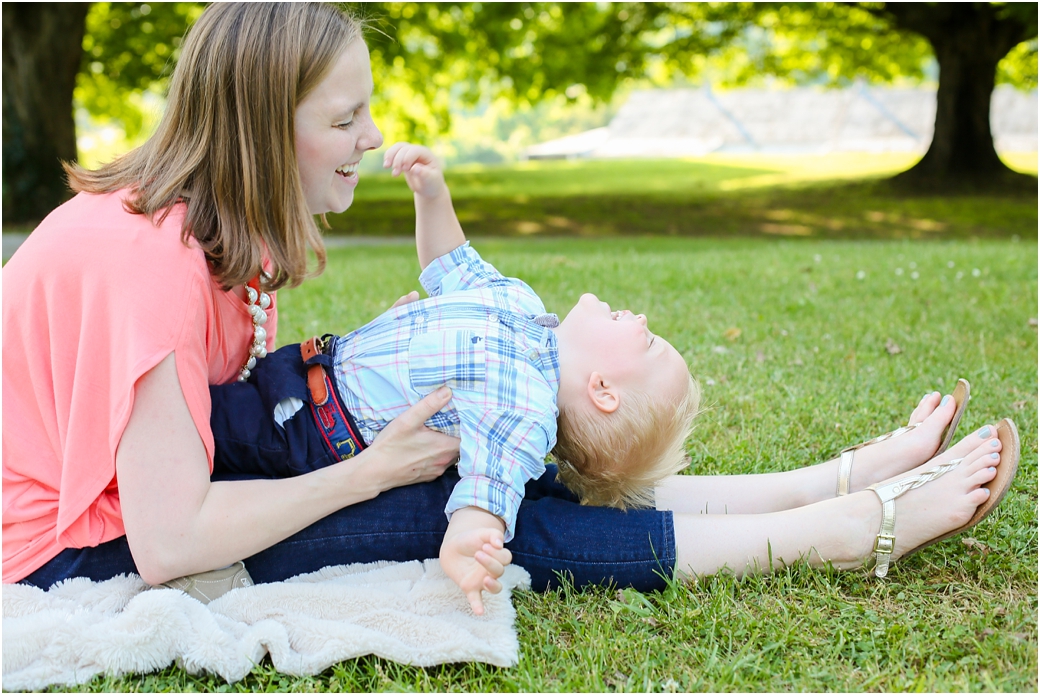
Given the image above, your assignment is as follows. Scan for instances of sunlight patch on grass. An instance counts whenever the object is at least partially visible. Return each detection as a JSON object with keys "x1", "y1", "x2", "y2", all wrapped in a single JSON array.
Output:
[
  {"x1": 1002, "y1": 151, "x2": 1039, "y2": 174},
  {"x1": 710, "y1": 152, "x2": 922, "y2": 190}
]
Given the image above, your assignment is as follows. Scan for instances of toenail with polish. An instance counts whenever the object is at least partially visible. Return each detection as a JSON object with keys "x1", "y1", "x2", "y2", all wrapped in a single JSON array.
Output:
[
  {"x1": 978, "y1": 426, "x2": 991, "y2": 438},
  {"x1": 940, "y1": 395, "x2": 951, "y2": 406},
  {"x1": 989, "y1": 453, "x2": 1000, "y2": 460},
  {"x1": 991, "y1": 439, "x2": 1000, "y2": 447},
  {"x1": 989, "y1": 467, "x2": 997, "y2": 473}
]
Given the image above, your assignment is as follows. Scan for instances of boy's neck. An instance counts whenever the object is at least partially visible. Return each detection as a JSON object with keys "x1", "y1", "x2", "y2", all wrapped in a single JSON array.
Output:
[{"x1": 551, "y1": 326, "x2": 597, "y2": 415}]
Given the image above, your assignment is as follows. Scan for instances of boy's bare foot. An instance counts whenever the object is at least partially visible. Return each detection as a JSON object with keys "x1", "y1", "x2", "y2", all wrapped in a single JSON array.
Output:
[
  {"x1": 840, "y1": 391, "x2": 965, "y2": 494},
  {"x1": 836, "y1": 432, "x2": 1001, "y2": 570}
]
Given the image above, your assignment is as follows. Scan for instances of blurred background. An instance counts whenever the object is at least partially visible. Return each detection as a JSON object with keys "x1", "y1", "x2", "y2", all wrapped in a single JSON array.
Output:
[{"x1": 3, "y1": 2, "x2": 1037, "y2": 239}]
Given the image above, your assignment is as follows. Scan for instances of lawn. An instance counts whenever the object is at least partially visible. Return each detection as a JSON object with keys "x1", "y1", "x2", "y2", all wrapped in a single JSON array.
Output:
[
  {"x1": 56, "y1": 235, "x2": 1038, "y2": 692},
  {"x1": 328, "y1": 152, "x2": 1039, "y2": 240}
]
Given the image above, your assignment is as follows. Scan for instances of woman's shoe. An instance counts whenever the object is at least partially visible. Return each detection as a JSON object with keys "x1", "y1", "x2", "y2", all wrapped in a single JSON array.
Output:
[
  {"x1": 837, "y1": 379, "x2": 970, "y2": 496},
  {"x1": 865, "y1": 417, "x2": 1019, "y2": 578}
]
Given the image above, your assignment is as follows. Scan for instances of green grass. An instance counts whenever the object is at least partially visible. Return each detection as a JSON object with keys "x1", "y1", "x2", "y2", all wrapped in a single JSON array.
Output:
[
  {"x1": 50, "y1": 236, "x2": 1038, "y2": 692},
  {"x1": 328, "y1": 153, "x2": 1038, "y2": 240}
]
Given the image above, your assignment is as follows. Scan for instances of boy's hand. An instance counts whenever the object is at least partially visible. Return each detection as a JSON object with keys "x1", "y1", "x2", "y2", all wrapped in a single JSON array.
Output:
[
  {"x1": 384, "y1": 142, "x2": 447, "y2": 199},
  {"x1": 439, "y1": 507, "x2": 512, "y2": 615}
]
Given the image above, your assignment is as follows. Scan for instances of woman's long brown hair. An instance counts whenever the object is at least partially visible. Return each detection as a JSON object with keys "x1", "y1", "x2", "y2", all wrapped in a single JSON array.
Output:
[{"x1": 65, "y1": 3, "x2": 363, "y2": 291}]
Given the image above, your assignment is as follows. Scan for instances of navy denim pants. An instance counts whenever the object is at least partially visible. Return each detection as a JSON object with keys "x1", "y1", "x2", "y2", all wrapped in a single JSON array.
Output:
[
  {"x1": 24, "y1": 466, "x2": 676, "y2": 592},
  {"x1": 24, "y1": 344, "x2": 678, "y2": 593}
]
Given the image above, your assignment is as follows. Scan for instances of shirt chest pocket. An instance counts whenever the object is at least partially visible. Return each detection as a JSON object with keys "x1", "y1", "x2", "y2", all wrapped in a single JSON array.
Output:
[{"x1": 408, "y1": 329, "x2": 487, "y2": 395}]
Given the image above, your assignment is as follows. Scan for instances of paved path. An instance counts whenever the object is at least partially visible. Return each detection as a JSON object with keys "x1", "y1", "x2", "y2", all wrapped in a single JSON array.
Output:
[{"x1": 2, "y1": 233, "x2": 410, "y2": 263}]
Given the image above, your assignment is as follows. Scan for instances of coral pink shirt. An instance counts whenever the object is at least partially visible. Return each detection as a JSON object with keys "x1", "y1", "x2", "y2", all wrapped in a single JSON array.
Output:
[{"x1": 2, "y1": 190, "x2": 277, "y2": 583}]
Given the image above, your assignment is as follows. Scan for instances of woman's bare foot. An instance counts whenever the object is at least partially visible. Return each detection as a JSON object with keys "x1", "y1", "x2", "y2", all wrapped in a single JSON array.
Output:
[
  {"x1": 839, "y1": 432, "x2": 1001, "y2": 570},
  {"x1": 840, "y1": 391, "x2": 966, "y2": 494}
]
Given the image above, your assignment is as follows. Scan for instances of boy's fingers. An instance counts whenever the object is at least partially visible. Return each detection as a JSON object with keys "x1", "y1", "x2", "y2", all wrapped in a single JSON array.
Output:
[
  {"x1": 475, "y1": 550, "x2": 505, "y2": 578},
  {"x1": 382, "y1": 142, "x2": 407, "y2": 167},
  {"x1": 398, "y1": 148, "x2": 426, "y2": 174},
  {"x1": 483, "y1": 576, "x2": 502, "y2": 594},
  {"x1": 466, "y1": 589, "x2": 485, "y2": 615},
  {"x1": 481, "y1": 542, "x2": 511, "y2": 567}
]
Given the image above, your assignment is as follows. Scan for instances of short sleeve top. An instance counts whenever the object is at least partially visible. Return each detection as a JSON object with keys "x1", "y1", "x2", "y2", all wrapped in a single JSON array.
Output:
[{"x1": 2, "y1": 190, "x2": 278, "y2": 583}]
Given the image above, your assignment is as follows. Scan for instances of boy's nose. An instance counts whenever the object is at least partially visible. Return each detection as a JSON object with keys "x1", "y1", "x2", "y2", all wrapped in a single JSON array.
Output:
[{"x1": 636, "y1": 314, "x2": 647, "y2": 326}]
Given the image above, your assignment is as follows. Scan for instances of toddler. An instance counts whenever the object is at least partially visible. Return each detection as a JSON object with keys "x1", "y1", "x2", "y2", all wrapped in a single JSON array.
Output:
[{"x1": 183, "y1": 144, "x2": 699, "y2": 609}]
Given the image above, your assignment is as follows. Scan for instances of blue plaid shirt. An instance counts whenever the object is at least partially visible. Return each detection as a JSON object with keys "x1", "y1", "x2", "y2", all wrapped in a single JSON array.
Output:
[{"x1": 331, "y1": 243, "x2": 561, "y2": 540}]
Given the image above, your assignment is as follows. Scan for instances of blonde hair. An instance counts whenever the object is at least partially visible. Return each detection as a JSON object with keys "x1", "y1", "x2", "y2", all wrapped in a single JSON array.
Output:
[
  {"x1": 553, "y1": 372, "x2": 700, "y2": 508},
  {"x1": 64, "y1": 3, "x2": 365, "y2": 292}
]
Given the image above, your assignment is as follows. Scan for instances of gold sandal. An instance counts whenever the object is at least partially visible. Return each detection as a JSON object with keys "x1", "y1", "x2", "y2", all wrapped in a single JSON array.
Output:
[
  {"x1": 865, "y1": 417, "x2": 1019, "y2": 578},
  {"x1": 837, "y1": 379, "x2": 970, "y2": 496}
]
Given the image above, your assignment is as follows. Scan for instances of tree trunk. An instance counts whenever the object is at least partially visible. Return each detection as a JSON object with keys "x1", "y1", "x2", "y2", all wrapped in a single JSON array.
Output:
[
  {"x1": 2, "y1": 3, "x2": 90, "y2": 225},
  {"x1": 883, "y1": 3, "x2": 1035, "y2": 190}
]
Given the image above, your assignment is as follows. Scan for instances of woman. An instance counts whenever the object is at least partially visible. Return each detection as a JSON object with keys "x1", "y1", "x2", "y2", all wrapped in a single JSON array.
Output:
[{"x1": 3, "y1": 3, "x2": 1017, "y2": 600}]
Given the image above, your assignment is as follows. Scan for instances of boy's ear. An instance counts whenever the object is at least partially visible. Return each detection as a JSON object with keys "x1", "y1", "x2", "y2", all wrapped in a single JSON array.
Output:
[{"x1": 586, "y1": 371, "x2": 620, "y2": 414}]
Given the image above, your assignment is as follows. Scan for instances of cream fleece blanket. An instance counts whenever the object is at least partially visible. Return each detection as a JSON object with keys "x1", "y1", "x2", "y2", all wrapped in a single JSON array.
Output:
[{"x1": 2, "y1": 559, "x2": 530, "y2": 692}]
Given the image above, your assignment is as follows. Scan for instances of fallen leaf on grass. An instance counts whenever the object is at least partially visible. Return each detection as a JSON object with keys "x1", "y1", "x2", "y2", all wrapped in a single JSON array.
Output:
[
  {"x1": 1013, "y1": 400, "x2": 1029, "y2": 410},
  {"x1": 723, "y1": 327, "x2": 742, "y2": 341},
  {"x1": 755, "y1": 350, "x2": 766, "y2": 363},
  {"x1": 885, "y1": 338, "x2": 903, "y2": 355},
  {"x1": 1029, "y1": 317, "x2": 1038, "y2": 328},
  {"x1": 962, "y1": 537, "x2": 990, "y2": 555}
]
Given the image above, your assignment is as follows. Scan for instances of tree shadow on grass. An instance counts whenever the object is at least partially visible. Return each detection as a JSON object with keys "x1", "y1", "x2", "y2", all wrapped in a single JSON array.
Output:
[{"x1": 328, "y1": 177, "x2": 1038, "y2": 241}]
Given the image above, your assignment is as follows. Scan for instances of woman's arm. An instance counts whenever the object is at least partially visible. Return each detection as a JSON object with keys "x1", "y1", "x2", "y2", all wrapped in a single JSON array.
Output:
[{"x1": 116, "y1": 353, "x2": 458, "y2": 585}]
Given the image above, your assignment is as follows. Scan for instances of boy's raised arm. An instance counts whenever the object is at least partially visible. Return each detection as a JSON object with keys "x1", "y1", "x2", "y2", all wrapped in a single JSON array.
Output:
[{"x1": 384, "y1": 142, "x2": 466, "y2": 270}]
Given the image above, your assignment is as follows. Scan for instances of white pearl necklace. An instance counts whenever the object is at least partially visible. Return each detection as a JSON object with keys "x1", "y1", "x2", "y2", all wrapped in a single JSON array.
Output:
[{"x1": 238, "y1": 280, "x2": 271, "y2": 382}]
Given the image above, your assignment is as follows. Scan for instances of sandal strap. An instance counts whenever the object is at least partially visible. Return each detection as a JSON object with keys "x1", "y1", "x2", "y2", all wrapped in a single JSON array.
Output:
[
  {"x1": 866, "y1": 458, "x2": 962, "y2": 577},
  {"x1": 841, "y1": 421, "x2": 922, "y2": 455},
  {"x1": 837, "y1": 450, "x2": 855, "y2": 496},
  {"x1": 837, "y1": 421, "x2": 923, "y2": 498}
]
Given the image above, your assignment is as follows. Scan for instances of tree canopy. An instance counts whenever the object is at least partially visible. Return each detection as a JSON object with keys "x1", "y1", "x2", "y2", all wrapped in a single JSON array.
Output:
[
  {"x1": 4, "y1": 2, "x2": 1037, "y2": 223},
  {"x1": 75, "y1": 2, "x2": 1037, "y2": 144}
]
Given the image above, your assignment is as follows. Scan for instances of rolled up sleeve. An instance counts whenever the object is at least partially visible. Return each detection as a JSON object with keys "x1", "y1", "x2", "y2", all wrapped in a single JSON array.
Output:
[{"x1": 444, "y1": 408, "x2": 553, "y2": 541}]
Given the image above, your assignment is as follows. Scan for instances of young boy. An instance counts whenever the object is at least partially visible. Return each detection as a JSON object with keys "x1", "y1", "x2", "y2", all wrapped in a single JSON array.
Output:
[{"x1": 195, "y1": 143, "x2": 699, "y2": 610}]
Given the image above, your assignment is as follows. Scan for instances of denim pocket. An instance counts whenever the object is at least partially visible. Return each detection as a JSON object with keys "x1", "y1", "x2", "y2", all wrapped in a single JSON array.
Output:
[{"x1": 408, "y1": 329, "x2": 487, "y2": 394}]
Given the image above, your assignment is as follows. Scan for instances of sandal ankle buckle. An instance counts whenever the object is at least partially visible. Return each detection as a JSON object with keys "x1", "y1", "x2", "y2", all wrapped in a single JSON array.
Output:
[{"x1": 873, "y1": 534, "x2": 896, "y2": 555}]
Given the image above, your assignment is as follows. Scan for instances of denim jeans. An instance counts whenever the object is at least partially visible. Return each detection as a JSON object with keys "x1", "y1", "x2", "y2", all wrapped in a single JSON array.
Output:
[{"x1": 23, "y1": 465, "x2": 676, "y2": 593}]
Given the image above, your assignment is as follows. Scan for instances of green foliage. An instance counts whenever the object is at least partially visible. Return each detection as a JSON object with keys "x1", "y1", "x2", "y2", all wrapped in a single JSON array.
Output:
[
  {"x1": 354, "y1": 2, "x2": 667, "y2": 141},
  {"x1": 76, "y1": 2, "x2": 1037, "y2": 147},
  {"x1": 77, "y1": 2, "x2": 203, "y2": 139},
  {"x1": 666, "y1": 2, "x2": 934, "y2": 87},
  {"x1": 998, "y1": 39, "x2": 1039, "y2": 90}
]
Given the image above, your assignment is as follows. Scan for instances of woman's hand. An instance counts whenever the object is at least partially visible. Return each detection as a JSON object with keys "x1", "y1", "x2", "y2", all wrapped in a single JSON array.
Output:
[
  {"x1": 389, "y1": 290, "x2": 420, "y2": 309},
  {"x1": 363, "y1": 386, "x2": 460, "y2": 492}
]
